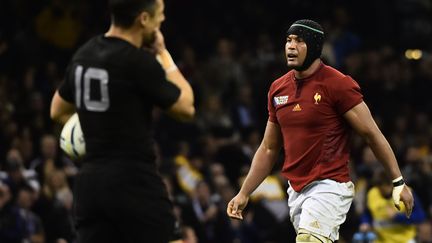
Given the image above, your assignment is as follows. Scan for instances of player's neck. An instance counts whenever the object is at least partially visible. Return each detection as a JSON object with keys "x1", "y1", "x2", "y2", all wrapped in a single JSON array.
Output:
[
  {"x1": 105, "y1": 25, "x2": 143, "y2": 48},
  {"x1": 294, "y1": 59, "x2": 321, "y2": 79}
]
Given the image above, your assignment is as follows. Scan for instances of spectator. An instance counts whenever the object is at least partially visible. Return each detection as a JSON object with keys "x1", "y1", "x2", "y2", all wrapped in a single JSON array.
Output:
[
  {"x1": 16, "y1": 184, "x2": 45, "y2": 243},
  {"x1": 358, "y1": 170, "x2": 426, "y2": 243},
  {"x1": 0, "y1": 182, "x2": 27, "y2": 243},
  {"x1": 29, "y1": 134, "x2": 77, "y2": 184},
  {"x1": 43, "y1": 169, "x2": 73, "y2": 211},
  {"x1": 32, "y1": 171, "x2": 75, "y2": 243},
  {"x1": 182, "y1": 180, "x2": 234, "y2": 243},
  {"x1": 0, "y1": 149, "x2": 40, "y2": 197}
]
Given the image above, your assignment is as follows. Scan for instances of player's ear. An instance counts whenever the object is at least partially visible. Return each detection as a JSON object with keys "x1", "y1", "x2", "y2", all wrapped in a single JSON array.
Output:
[{"x1": 138, "y1": 11, "x2": 151, "y2": 28}]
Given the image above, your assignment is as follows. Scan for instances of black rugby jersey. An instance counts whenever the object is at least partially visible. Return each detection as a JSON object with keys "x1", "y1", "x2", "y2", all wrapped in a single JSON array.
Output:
[{"x1": 58, "y1": 35, "x2": 180, "y2": 162}]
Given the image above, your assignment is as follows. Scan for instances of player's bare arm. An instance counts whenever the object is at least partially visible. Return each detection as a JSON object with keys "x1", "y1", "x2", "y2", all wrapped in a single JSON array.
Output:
[
  {"x1": 227, "y1": 121, "x2": 283, "y2": 220},
  {"x1": 164, "y1": 61, "x2": 195, "y2": 121},
  {"x1": 344, "y1": 101, "x2": 414, "y2": 217},
  {"x1": 50, "y1": 90, "x2": 76, "y2": 125},
  {"x1": 153, "y1": 30, "x2": 195, "y2": 121}
]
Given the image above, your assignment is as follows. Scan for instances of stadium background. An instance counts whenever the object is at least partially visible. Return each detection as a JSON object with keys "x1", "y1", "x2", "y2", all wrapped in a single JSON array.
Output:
[{"x1": 0, "y1": 0, "x2": 431, "y2": 242}]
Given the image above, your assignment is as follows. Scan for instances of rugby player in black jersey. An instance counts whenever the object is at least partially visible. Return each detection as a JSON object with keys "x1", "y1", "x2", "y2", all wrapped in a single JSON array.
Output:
[{"x1": 50, "y1": 0, "x2": 194, "y2": 242}]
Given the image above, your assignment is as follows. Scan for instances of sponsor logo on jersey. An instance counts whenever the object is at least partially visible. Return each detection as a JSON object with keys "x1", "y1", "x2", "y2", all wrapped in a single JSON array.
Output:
[
  {"x1": 273, "y1": 96, "x2": 289, "y2": 106},
  {"x1": 314, "y1": 93, "x2": 321, "y2": 104},
  {"x1": 292, "y1": 103, "x2": 302, "y2": 111}
]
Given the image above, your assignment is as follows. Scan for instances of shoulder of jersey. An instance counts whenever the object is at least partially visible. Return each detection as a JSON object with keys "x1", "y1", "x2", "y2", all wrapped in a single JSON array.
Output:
[
  {"x1": 270, "y1": 72, "x2": 291, "y2": 90},
  {"x1": 320, "y1": 64, "x2": 345, "y2": 78},
  {"x1": 319, "y1": 64, "x2": 356, "y2": 86},
  {"x1": 75, "y1": 37, "x2": 155, "y2": 68},
  {"x1": 72, "y1": 36, "x2": 110, "y2": 63},
  {"x1": 79, "y1": 36, "x2": 103, "y2": 52}
]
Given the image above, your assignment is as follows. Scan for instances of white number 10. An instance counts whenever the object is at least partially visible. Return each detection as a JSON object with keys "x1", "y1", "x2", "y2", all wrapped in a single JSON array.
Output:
[{"x1": 74, "y1": 65, "x2": 110, "y2": 112}]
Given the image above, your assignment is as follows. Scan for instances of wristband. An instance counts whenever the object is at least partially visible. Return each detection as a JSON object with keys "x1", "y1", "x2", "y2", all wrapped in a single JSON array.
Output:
[{"x1": 392, "y1": 176, "x2": 405, "y2": 187}]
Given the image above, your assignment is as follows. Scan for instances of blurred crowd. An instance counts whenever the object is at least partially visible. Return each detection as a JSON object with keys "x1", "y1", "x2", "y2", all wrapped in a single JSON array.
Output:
[{"x1": 1, "y1": 0, "x2": 432, "y2": 242}]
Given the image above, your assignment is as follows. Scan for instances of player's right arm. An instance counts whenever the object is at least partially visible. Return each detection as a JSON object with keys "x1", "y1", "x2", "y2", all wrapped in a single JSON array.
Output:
[
  {"x1": 226, "y1": 121, "x2": 283, "y2": 220},
  {"x1": 153, "y1": 30, "x2": 195, "y2": 121},
  {"x1": 50, "y1": 90, "x2": 75, "y2": 125}
]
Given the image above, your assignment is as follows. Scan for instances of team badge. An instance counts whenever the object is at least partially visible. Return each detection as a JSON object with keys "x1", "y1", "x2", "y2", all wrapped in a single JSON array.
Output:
[{"x1": 314, "y1": 93, "x2": 321, "y2": 104}]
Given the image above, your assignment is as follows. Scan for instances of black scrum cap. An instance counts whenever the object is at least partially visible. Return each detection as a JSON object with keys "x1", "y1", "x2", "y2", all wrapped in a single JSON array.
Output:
[{"x1": 287, "y1": 19, "x2": 324, "y2": 71}]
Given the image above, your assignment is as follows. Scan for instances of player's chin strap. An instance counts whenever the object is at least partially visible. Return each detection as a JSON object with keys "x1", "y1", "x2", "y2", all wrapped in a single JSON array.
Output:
[
  {"x1": 392, "y1": 176, "x2": 405, "y2": 210},
  {"x1": 296, "y1": 229, "x2": 333, "y2": 243}
]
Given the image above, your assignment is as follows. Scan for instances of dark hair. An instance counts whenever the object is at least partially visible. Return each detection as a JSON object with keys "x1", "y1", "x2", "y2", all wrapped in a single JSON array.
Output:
[{"x1": 109, "y1": 0, "x2": 157, "y2": 28}]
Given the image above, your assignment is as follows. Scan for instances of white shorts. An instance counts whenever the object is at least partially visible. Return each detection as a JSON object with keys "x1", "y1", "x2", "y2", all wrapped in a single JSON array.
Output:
[{"x1": 287, "y1": 179, "x2": 355, "y2": 242}]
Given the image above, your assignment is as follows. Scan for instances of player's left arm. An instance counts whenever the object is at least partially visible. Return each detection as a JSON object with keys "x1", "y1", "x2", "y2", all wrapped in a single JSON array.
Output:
[
  {"x1": 344, "y1": 101, "x2": 413, "y2": 218},
  {"x1": 50, "y1": 90, "x2": 75, "y2": 125}
]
